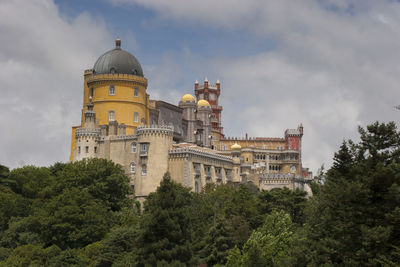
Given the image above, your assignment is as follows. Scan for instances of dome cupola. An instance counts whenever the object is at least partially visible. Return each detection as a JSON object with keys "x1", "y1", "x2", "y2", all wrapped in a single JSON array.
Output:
[
  {"x1": 93, "y1": 38, "x2": 143, "y2": 76},
  {"x1": 197, "y1": 99, "x2": 211, "y2": 108},
  {"x1": 181, "y1": 94, "x2": 195, "y2": 103}
]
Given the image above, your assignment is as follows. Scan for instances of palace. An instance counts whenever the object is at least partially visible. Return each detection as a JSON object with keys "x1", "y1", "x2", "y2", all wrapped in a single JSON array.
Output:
[{"x1": 70, "y1": 38, "x2": 313, "y2": 201}]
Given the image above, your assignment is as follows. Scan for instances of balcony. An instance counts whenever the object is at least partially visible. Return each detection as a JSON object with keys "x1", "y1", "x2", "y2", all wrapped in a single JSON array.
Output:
[{"x1": 140, "y1": 150, "x2": 148, "y2": 157}]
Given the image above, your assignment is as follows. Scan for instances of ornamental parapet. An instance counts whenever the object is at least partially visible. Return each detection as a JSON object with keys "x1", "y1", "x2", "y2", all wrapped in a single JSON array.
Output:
[
  {"x1": 169, "y1": 147, "x2": 233, "y2": 163},
  {"x1": 76, "y1": 128, "x2": 101, "y2": 137},
  {"x1": 260, "y1": 173, "x2": 312, "y2": 183},
  {"x1": 86, "y1": 73, "x2": 148, "y2": 86},
  {"x1": 135, "y1": 125, "x2": 174, "y2": 136},
  {"x1": 221, "y1": 136, "x2": 285, "y2": 142}
]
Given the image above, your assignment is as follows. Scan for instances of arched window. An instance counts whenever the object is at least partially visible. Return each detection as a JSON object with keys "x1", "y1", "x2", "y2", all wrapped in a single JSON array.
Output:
[
  {"x1": 195, "y1": 181, "x2": 199, "y2": 193},
  {"x1": 108, "y1": 111, "x2": 115, "y2": 121},
  {"x1": 131, "y1": 143, "x2": 137, "y2": 153},
  {"x1": 130, "y1": 162, "x2": 136, "y2": 173},
  {"x1": 109, "y1": 85, "x2": 115, "y2": 95},
  {"x1": 141, "y1": 164, "x2": 147, "y2": 176}
]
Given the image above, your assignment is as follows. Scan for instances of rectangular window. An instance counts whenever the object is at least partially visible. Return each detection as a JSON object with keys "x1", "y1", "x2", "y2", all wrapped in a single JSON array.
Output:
[
  {"x1": 78, "y1": 146, "x2": 81, "y2": 154},
  {"x1": 141, "y1": 164, "x2": 147, "y2": 176},
  {"x1": 130, "y1": 163, "x2": 136, "y2": 173},
  {"x1": 134, "y1": 112, "x2": 139, "y2": 123},
  {"x1": 85, "y1": 146, "x2": 89, "y2": 153},
  {"x1": 109, "y1": 85, "x2": 115, "y2": 95},
  {"x1": 90, "y1": 87, "x2": 94, "y2": 97},
  {"x1": 134, "y1": 87, "x2": 139, "y2": 97},
  {"x1": 108, "y1": 111, "x2": 115, "y2": 121},
  {"x1": 140, "y1": 143, "x2": 147, "y2": 152},
  {"x1": 131, "y1": 143, "x2": 137, "y2": 153},
  {"x1": 94, "y1": 147, "x2": 97, "y2": 153}
]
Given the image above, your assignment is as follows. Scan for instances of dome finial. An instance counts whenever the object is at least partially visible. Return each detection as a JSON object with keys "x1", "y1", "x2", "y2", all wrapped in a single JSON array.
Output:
[{"x1": 115, "y1": 37, "x2": 121, "y2": 49}]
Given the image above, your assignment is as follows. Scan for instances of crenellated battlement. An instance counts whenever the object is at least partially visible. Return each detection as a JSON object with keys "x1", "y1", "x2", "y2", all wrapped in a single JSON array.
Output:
[
  {"x1": 76, "y1": 128, "x2": 101, "y2": 137},
  {"x1": 86, "y1": 73, "x2": 148, "y2": 86},
  {"x1": 221, "y1": 136, "x2": 285, "y2": 142},
  {"x1": 135, "y1": 124, "x2": 174, "y2": 136}
]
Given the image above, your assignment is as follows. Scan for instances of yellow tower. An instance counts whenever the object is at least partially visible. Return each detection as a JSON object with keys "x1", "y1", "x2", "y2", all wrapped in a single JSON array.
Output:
[{"x1": 70, "y1": 38, "x2": 149, "y2": 161}]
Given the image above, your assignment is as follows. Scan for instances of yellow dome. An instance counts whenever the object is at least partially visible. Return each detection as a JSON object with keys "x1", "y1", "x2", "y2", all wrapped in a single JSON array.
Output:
[
  {"x1": 231, "y1": 143, "x2": 241, "y2": 150},
  {"x1": 181, "y1": 94, "x2": 195, "y2": 102},
  {"x1": 197, "y1": 99, "x2": 211, "y2": 107}
]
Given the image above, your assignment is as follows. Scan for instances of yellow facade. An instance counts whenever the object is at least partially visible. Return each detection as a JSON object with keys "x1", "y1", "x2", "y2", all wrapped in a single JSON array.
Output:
[{"x1": 70, "y1": 72, "x2": 149, "y2": 161}]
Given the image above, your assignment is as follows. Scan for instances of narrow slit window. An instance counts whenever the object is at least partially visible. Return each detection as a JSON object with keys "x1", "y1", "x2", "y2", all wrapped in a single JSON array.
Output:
[{"x1": 109, "y1": 85, "x2": 115, "y2": 95}]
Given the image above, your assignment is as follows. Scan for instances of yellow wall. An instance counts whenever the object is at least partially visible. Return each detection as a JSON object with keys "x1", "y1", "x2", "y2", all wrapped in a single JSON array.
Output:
[{"x1": 71, "y1": 71, "x2": 149, "y2": 161}]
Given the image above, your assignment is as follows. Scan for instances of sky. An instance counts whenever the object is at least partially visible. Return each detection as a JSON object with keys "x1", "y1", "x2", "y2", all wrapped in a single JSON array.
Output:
[{"x1": 1, "y1": 0, "x2": 400, "y2": 173}]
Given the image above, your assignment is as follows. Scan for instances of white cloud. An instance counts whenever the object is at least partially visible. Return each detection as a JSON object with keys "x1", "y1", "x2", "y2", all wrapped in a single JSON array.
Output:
[
  {"x1": 111, "y1": 0, "x2": 400, "y2": 172},
  {"x1": 0, "y1": 0, "x2": 111, "y2": 168}
]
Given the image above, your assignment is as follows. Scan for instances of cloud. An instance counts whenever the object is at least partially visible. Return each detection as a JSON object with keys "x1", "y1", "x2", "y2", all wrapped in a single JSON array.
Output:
[
  {"x1": 111, "y1": 0, "x2": 400, "y2": 172},
  {"x1": 0, "y1": 0, "x2": 111, "y2": 168}
]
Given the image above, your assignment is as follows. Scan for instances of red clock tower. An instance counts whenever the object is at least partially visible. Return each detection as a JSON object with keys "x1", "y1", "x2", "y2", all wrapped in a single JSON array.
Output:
[{"x1": 194, "y1": 78, "x2": 223, "y2": 136}]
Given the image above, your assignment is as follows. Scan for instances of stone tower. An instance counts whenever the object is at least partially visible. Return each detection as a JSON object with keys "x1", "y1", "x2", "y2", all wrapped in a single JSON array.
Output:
[
  {"x1": 134, "y1": 125, "x2": 174, "y2": 202},
  {"x1": 179, "y1": 94, "x2": 197, "y2": 143},
  {"x1": 70, "y1": 38, "x2": 149, "y2": 161},
  {"x1": 196, "y1": 99, "x2": 212, "y2": 147},
  {"x1": 194, "y1": 78, "x2": 223, "y2": 135},
  {"x1": 73, "y1": 98, "x2": 101, "y2": 161}
]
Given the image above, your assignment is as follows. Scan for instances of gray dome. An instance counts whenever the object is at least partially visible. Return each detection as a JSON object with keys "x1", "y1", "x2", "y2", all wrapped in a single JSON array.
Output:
[{"x1": 93, "y1": 38, "x2": 143, "y2": 76}]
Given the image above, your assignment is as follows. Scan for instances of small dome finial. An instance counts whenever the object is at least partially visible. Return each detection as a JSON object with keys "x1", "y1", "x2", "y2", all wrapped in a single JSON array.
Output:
[{"x1": 115, "y1": 37, "x2": 121, "y2": 48}]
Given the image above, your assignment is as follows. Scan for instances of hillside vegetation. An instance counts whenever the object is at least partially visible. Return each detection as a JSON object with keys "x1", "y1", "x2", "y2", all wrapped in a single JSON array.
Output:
[{"x1": 0, "y1": 122, "x2": 399, "y2": 266}]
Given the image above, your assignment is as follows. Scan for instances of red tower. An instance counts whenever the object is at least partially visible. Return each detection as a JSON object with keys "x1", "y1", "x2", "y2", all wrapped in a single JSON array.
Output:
[{"x1": 194, "y1": 78, "x2": 223, "y2": 135}]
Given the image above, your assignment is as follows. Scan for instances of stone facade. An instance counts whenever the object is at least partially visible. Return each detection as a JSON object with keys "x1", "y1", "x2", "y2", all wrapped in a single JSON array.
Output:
[{"x1": 70, "y1": 38, "x2": 313, "y2": 200}]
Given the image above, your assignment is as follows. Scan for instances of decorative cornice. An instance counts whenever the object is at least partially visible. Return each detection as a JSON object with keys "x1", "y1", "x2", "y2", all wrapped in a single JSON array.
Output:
[
  {"x1": 169, "y1": 147, "x2": 233, "y2": 163},
  {"x1": 87, "y1": 73, "x2": 148, "y2": 87},
  {"x1": 76, "y1": 128, "x2": 101, "y2": 138}
]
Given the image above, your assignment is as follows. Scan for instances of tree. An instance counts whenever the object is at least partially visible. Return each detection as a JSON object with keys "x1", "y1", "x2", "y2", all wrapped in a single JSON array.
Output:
[
  {"x1": 226, "y1": 210, "x2": 296, "y2": 267},
  {"x1": 136, "y1": 173, "x2": 194, "y2": 266},
  {"x1": 304, "y1": 122, "x2": 400, "y2": 265},
  {"x1": 53, "y1": 159, "x2": 132, "y2": 212},
  {"x1": 199, "y1": 219, "x2": 233, "y2": 266},
  {"x1": 258, "y1": 187, "x2": 308, "y2": 225}
]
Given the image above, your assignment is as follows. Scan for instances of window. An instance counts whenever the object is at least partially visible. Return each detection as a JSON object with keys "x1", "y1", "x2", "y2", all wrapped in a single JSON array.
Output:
[
  {"x1": 141, "y1": 164, "x2": 147, "y2": 176},
  {"x1": 134, "y1": 87, "x2": 139, "y2": 97},
  {"x1": 210, "y1": 93, "x2": 216, "y2": 101},
  {"x1": 109, "y1": 85, "x2": 115, "y2": 95},
  {"x1": 94, "y1": 147, "x2": 97, "y2": 153},
  {"x1": 140, "y1": 143, "x2": 148, "y2": 152},
  {"x1": 78, "y1": 146, "x2": 81, "y2": 154},
  {"x1": 131, "y1": 143, "x2": 137, "y2": 153},
  {"x1": 224, "y1": 145, "x2": 227, "y2": 151},
  {"x1": 134, "y1": 112, "x2": 139, "y2": 123},
  {"x1": 130, "y1": 162, "x2": 136, "y2": 173},
  {"x1": 85, "y1": 146, "x2": 89, "y2": 153},
  {"x1": 199, "y1": 93, "x2": 204, "y2": 99},
  {"x1": 89, "y1": 87, "x2": 94, "y2": 97},
  {"x1": 195, "y1": 181, "x2": 199, "y2": 193},
  {"x1": 108, "y1": 111, "x2": 115, "y2": 121}
]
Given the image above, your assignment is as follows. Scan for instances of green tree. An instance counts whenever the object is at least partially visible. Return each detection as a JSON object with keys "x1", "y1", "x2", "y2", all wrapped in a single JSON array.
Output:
[
  {"x1": 304, "y1": 122, "x2": 400, "y2": 266},
  {"x1": 137, "y1": 172, "x2": 194, "y2": 266},
  {"x1": 54, "y1": 159, "x2": 132, "y2": 212},
  {"x1": 258, "y1": 187, "x2": 308, "y2": 225},
  {"x1": 199, "y1": 219, "x2": 233, "y2": 266},
  {"x1": 226, "y1": 210, "x2": 296, "y2": 267}
]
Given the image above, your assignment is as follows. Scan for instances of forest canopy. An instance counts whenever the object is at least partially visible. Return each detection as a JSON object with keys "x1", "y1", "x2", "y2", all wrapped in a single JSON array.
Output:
[{"x1": 0, "y1": 121, "x2": 399, "y2": 266}]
